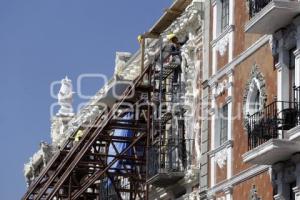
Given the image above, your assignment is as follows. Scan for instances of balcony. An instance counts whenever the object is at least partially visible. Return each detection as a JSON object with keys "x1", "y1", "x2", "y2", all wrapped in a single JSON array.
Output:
[
  {"x1": 147, "y1": 139, "x2": 193, "y2": 187},
  {"x1": 245, "y1": 0, "x2": 300, "y2": 34},
  {"x1": 243, "y1": 95, "x2": 300, "y2": 165}
]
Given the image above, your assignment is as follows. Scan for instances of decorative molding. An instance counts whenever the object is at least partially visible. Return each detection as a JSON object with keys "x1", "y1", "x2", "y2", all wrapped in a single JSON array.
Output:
[
  {"x1": 294, "y1": 49, "x2": 300, "y2": 58},
  {"x1": 207, "y1": 165, "x2": 269, "y2": 196},
  {"x1": 242, "y1": 64, "x2": 267, "y2": 131},
  {"x1": 211, "y1": 0, "x2": 217, "y2": 6},
  {"x1": 208, "y1": 140, "x2": 233, "y2": 156},
  {"x1": 184, "y1": 190, "x2": 201, "y2": 200},
  {"x1": 163, "y1": 1, "x2": 203, "y2": 40},
  {"x1": 248, "y1": 185, "x2": 261, "y2": 200},
  {"x1": 211, "y1": 25, "x2": 235, "y2": 47},
  {"x1": 225, "y1": 96, "x2": 232, "y2": 104},
  {"x1": 216, "y1": 34, "x2": 229, "y2": 56},
  {"x1": 223, "y1": 186, "x2": 233, "y2": 194},
  {"x1": 212, "y1": 25, "x2": 235, "y2": 56},
  {"x1": 208, "y1": 35, "x2": 271, "y2": 86},
  {"x1": 215, "y1": 148, "x2": 228, "y2": 168},
  {"x1": 214, "y1": 79, "x2": 229, "y2": 97}
]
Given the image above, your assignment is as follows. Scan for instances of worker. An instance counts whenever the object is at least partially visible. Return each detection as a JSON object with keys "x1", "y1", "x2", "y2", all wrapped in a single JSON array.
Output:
[
  {"x1": 74, "y1": 129, "x2": 84, "y2": 142},
  {"x1": 166, "y1": 33, "x2": 188, "y2": 84}
]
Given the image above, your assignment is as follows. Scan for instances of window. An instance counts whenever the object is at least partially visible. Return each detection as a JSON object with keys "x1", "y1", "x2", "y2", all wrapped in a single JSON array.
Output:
[
  {"x1": 246, "y1": 79, "x2": 262, "y2": 116},
  {"x1": 221, "y1": 0, "x2": 229, "y2": 32},
  {"x1": 215, "y1": 104, "x2": 228, "y2": 148},
  {"x1": 219, "y1": 104, "x2": 228, "y2": 145}
]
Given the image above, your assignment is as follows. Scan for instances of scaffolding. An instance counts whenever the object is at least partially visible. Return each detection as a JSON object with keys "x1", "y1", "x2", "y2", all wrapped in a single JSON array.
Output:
[
  {"x1": 22, "y1": 1, "x2": 196, "y2": 198},
  {"x1": 22, "y1": 36, "x2": 191, "y2": 199}
]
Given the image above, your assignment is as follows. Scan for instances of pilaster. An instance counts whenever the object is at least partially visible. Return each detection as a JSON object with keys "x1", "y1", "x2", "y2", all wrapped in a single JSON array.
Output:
[
  {"x1": 275, "y1": 31, "x2": 290, "y2": 102},
  {"x1": 293, "y1": 16, "x2": 300, "y2": 87}
]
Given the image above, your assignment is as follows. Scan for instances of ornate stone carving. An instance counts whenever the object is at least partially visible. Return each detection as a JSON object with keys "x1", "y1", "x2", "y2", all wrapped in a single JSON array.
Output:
[
  {"x1": 215, "y1": 33, "x2": 229, "y2": 56},
  {"x1": 184, "y1": 190, "x2": 200, "y2": 200},
  {"x1": 215, "y1": 148, "x2": 228, "y2": 168},
  {"x1": 51, "y1": 117, "x2": 65, "y2": 147},
  {"x1": 57, "y1": 76, "x2": 74, "y2": 117},
  {"x1": 24, "y1": 142, "x2": 55, "y2": 186},
  {"x1": 114, "y1": 52, "x2": 132, "y2": 79},
  {"x1": 215, "y1": 79, "x2": 229, "y2": 97},
  {"x1": 163, "y1": 0, "x2": 203, "y2": 40},
  {"x1": 249, "y1": 185, "x2": 261, "y2": 200},
  {"x1": 242, "y1": 64, "x2": 267, "y2": 130}
]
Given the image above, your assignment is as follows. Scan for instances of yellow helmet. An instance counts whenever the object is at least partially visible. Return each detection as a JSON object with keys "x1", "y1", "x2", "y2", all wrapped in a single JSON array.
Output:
[
  {"x1": 167, "y1": 33, "x2": 176, "y2": 41},
  {"x1": 137, "y1": 35, "x2": 143, "y2": 43}
]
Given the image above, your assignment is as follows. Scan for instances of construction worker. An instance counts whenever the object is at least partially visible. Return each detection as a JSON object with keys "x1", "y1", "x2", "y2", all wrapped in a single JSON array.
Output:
[{"x1": 166, "y1": 33, "x2": 188, "y2": 84}]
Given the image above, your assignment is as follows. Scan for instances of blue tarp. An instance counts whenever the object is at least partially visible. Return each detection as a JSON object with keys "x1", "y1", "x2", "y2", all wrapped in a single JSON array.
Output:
[{"x1": 107, "y1": 113, "x2": 133, "y2": 172}]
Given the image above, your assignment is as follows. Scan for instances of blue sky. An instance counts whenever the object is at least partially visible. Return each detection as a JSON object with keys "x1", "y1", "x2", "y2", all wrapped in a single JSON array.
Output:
[{"x1": 0, "y1": 0, "x2": 172, "y2": 199}]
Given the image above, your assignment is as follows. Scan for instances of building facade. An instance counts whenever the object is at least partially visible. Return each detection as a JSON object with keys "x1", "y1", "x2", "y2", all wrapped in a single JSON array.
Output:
[
  {"x1": 23, "y1": 0, "x2": 300, "y2": 199},
  {"x1": 202, "y1": 0, "x2": 300, "y2": 200},
  {"x1": 23, "y1": 0, "x2": 205, "y2": 199}
]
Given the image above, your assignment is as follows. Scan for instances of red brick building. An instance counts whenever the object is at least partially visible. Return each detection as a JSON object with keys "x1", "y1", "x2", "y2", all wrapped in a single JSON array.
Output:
[{"x1": 200, "y1": 0, "x2": 300, "y2": 199}]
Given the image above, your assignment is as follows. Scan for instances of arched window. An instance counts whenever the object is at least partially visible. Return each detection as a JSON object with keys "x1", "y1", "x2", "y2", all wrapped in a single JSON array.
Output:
[
  {"x1": 242, "y1": 65, "x2": 267, "y2": 131},
  {"x1": 246, "y1": 78, "x2": 262, "y2": 116}
]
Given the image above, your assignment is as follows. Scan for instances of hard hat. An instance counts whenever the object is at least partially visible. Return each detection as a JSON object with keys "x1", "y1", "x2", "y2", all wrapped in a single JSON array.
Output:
[
  {"x1": 137, "y1": 35, "x2": 143, "y2": 43},
  {"x1": 167, "y1": 33, "x2": 176, "y2": 41},
  {"x1": 75, "y1": 130, "x2": 84, "y2": 142}
]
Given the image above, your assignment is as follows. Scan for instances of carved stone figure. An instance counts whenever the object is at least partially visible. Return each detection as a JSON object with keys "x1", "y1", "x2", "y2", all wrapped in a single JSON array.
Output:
[
  {"x1": 57, "y1": 76, "x2": 74, "y2": 117},
  {"x1": 24, "y1": 141, "x2": 54, "y2": 187},
  {"x1": 51, "y1": 117, "x2": 64, "y2": 147},
  {"x1": 114, "y1": 52, "x2": 132, "y2": 79}
]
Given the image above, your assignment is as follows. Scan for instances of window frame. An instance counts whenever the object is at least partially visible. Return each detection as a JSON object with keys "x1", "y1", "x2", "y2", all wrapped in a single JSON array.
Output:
[
  {"x1": 219, "y1": 103, "x2": 228, "y2": 146},
  {"x1": 221, "y1": 0, "x2": 229, "y2": 32}
]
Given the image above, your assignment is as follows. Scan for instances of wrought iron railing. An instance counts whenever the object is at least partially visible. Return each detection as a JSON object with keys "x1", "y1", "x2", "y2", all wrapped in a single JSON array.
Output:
[
  {"x1": 248, "y1": 0, "x2": 272, "y2": 18},
  {"x1": 147, "y1": 138, "x2": 193, "y2": 179},
  {"x1": 247, "y1": 100, "x2": 299, "y2": 150}
]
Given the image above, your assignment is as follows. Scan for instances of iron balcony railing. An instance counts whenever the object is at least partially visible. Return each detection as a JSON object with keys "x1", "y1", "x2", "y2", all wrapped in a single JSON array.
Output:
[
  {"x1": 147, "y1": 138, "x2": 193, "y2": 179},
  {"x1": 247, "y1": 98, "x2": 300, "y2": 150},
  {"x1": 248, "y1": 0, "x2": 272, "y2": 18}
]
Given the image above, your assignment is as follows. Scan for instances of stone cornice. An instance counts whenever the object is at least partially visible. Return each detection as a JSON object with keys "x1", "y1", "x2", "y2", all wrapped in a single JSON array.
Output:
[
  {"x1": 211, "y1": 25, "x2": 235, "y2": 47},
  {"x1": 208, "y1": 140, "x2": 234, "y2": 157}
]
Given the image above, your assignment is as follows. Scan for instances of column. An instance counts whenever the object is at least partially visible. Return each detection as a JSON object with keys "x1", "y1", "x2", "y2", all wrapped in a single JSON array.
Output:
[
  {"x1": 228, "y1": 0, "x2": 235, "y2": 62},
  {"x1": 293, "y1": 16, "x2": 300, "y2": 88},
  {"x1": 275, "y1": 31, "x2": 290, "y2": 102},
  {"x1": 275, "y1": 31, "x2": 290, "y2": 139},
  {"x1": 211, "y1": 83, "x2": 217, "y2": 150},
  {"x1": 292, "y1": 154, "x2": 300, "y2": 200},
  {"x1": 212, "y1": 0, "x2": 217, "y2": 75},
  {"x1": 226, "y1": 70, "x2": 233, "y2": 179},
  {"x1": 293, "y1": 187, "x2": 300, "y2": 200},
  {"x1": 273, "y1": 163, "x2": 289, "y2": 200},
  {"x1": 210, "y1": 83, "x2": 217, "y2": 187}
]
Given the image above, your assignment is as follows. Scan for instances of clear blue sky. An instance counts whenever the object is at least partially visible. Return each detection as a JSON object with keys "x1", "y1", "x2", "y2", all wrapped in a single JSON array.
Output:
[{"x1": 0, "y1": 0, "x2": 172, "y2": 199}]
